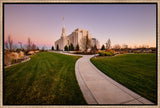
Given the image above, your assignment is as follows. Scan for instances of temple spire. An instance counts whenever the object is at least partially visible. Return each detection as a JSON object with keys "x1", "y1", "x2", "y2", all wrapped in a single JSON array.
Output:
[
  {"x1": 63, "y1": 17, "x2": 65, "y2": 28},
  {"x1": 61, "y1": 17, "x2": 66, "y2": 37}
]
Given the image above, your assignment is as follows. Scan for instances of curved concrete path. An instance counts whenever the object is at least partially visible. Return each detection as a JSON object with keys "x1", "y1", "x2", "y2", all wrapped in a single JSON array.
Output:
[{"x1": 75, "y1": 55, "x2": 154, "y2": 104}]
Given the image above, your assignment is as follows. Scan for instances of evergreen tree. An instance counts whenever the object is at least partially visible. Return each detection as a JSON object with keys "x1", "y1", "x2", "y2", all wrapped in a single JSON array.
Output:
[
  {"x1": 56, "y1": 44, "x2": 59, "y2": 51},
  {"x1": 76, "y1": 44, "x2": 79, "y2": 51},
  {"x1": 101, "y1": 44, "x2": 105, "y2": 50},
  {"x1": 70, "y1": 43, "x2": 74, "y2": 51},
  {"x1": 37, "y1": 47, "x2": 39, "y2": 50},
  {"x1": 51, "y1": 46, "x2": 54, "y2": 50},
  {"x1": 64, "y1": 45, "x2": 68, "y2": 51},
  {"x1": 69, "y1": 45, "x2": 71, "y2": 51}
]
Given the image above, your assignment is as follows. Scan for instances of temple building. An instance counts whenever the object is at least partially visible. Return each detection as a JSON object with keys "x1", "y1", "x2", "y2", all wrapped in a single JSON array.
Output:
[{"x1": 55, "y1": 17, "x2": 97, "y2": 51}]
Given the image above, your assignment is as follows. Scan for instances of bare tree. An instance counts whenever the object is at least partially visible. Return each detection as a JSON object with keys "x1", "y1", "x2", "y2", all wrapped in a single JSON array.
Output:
[
  {"x1": 92, "y1": 44, "x2": 97, "y2": 54},
  {"x1": 141, "y1": 44, "x2": 149, "y2": 48},
  {"x1": 92, "y1": 39, "x2": 100, "y2": 49},
  {"x1": 92, "y1": 39, "x2": 99, "y2": 54},
  {"x1": 27, "y1": 38, "x2": 32, "y2": 51},
  {"x1": 42, "y1": 46, "x2": 45, "y2": 51},
  {"x1": 8, "y1": 35, "x2": 13, "y2": 51},
  {"x1": 134, "y1": 45, "x2": 137, "y2": 49},
  {"x1": 13, "y1": 44, "x2": 17, "y2": 50},
  {"x1": 96, "y1": 40, "x2": 100, "y2": 49},
  {"x1": 106, "y1": 38, "x2": 111, "y2": 49},
  {"x1": 31, "y1": 43, "x2": 37, "y2": 51},
  {"x1": 86, "y1": 35, "x2": 92, "y2": 51},
  {"x1": 80, "y1": 34, "x2": 92, "y2": 51},
  {"x1": 18, "y1": 42, "x2": 23, "y2": 49},
  {"x1": 113, "y1": 44, "x2": 121, "y2": 50},
  {"x1": 122, "y1": 44, "x2": 128, "y2": 49},
  {"x1": 4, "y1": 41, "x2": 9, "y2": 50}
]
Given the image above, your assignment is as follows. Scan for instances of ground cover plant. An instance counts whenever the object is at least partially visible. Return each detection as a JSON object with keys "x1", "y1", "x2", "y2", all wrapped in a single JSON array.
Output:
[
  {"x1": 91, "y1": 53, "x2": 157, "y2": 103},
  {"x1": 4, "y1": 52, "x2": 86, "y2": 105},
  {"x1": 98, "y1": 51, "x2": 114, "y2": 56}
]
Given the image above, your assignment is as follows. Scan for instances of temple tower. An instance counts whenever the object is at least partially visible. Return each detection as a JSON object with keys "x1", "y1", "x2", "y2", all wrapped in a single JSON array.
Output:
[
  {"x1": 61, "y1": 17, "x2": 66, "y2": 50},
  {"x1": 61, "y1": 17, "x2": 66, "y2": 37}
]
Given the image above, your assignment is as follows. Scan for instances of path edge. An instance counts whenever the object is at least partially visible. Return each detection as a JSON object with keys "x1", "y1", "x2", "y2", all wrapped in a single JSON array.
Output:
[{"x1": 75, "y1": 57, "x2": 98, "y2": 104}]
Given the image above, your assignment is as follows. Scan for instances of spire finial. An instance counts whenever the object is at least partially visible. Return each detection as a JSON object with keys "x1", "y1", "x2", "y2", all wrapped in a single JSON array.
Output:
[{"x1": 63, "y1": 17, "x2": 64, "y2": 27}]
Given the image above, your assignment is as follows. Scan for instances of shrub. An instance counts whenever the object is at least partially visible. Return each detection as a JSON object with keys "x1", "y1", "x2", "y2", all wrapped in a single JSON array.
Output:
[
  {"x1": 99, "y1": 51, "x2": 114, "y2": 56},
  {"x1": 34, "y1": 50, "x2": 39, "y2": 53},
  {"x1": 27, "y1": 51, "x2": 35, "y2": 55},
  {"x1": 64, "y1": 45, "x2": 69, "y2": 51},
  {"x1": 73, "y1": 51, "x2": 83, "y2": 54},
  {"x1": 56, "y1": 44, "x2": 59, "y2": 51},
  {"x1": 69, "y1": 43, "x2": 74, "y2": 51},
  {"x1": 4, "y1": 52, "x2": 19, "y2": 66},
  {"x1": 4, "y1": 54, "x2": 12, "y2": 66},
  {"x1": 99, "y1": 51, "x2": 105, "y2": 56},
  {"x1": 51, "y1": 46, "x2": 54, "y2": 50},
  {"x1": 19, "y1": 51, "x2": 24, "y2": 58},
  {"x1": 11, "y1": 59, "x2": 16, "y2": 64},
  {"x1": 76, "y1": 44, "x2": 79, "y2": 51},
  {"x1": 10, "y1": 52, "x2": 19, "y2": 60},
  {"x1": 105, "y1": 49, "x2": 115, "y2": 53}
]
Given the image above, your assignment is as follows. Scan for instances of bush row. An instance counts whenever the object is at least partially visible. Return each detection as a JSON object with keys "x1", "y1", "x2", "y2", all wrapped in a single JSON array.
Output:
[{"x1": 99, "y1": 51, "x2": 114, "y2": 56}]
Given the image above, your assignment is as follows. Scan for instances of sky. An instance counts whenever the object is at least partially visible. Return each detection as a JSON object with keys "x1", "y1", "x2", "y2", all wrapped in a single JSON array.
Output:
[{"x1": 4, "y1": 4, "x2": 156, "y2": 49}]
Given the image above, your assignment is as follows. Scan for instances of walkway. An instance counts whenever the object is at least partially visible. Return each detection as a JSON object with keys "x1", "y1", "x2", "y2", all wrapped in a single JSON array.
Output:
[{"x1": 75, "y1": 55, "x2": 154, "y2": 104}]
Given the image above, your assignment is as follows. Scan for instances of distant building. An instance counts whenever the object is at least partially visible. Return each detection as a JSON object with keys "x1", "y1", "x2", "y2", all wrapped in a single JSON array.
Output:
[{"x1": 55, "y1": 17, "x2": 98, "y2": 51}]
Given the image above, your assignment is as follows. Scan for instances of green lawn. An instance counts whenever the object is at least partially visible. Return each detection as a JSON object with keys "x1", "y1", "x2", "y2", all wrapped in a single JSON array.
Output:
[
  {"x1": 4, "y1": 52, "x2": 86, "y2": 105},
  {"x1": 91, "y1": 53, "x2": 157, "y2": 103}
]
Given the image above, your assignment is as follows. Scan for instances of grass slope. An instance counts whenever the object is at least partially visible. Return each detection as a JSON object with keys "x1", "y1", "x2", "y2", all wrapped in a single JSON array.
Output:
[
  {"x1": 4, "y1": 52, "x2": 86, "y2": 105},
  {"x1": 91, "y1": 53, "x2": 157, "y2": 103}
]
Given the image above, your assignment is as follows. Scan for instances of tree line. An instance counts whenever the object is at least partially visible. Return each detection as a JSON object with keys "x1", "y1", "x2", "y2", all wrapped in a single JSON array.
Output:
[
  {"x1": 4, "y1": 35, "x2": 39, "y2": 52},
  {"x1": 100, "y1": 38, "x2": 152, "y2": 50}
]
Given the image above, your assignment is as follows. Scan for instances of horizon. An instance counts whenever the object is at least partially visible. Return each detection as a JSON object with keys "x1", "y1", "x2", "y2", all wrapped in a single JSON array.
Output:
[{"x1": 4, "y1": 4, "x2": 156, "y2": 49}]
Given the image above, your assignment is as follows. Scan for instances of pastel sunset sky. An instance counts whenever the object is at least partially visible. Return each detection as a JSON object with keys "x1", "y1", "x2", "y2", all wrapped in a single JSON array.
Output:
[{"x1": 4, "y1": 4, "x2": 156, "y2": 49}]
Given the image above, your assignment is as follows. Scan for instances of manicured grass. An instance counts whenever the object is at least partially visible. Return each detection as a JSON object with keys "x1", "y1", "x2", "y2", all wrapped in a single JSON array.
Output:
[
  {"x1": 91, "y1": 53, "x2": 157, "y2": 103},
  {"x1": 4, "y1": 52, "x2": 86, "y2": 105}
]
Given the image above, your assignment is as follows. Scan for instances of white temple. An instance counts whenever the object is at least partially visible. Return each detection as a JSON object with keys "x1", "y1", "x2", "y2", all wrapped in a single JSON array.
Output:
[{"x1": 55, "y1": 17, "x2": 97, "y2": 51}]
